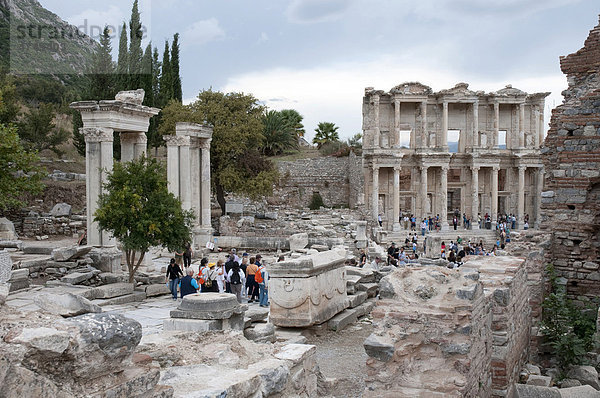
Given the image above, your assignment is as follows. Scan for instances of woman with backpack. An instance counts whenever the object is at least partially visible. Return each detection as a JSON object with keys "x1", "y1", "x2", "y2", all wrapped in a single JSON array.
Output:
[{"x1": 227, "y1": 262, "x2": 246, "y2": 303}]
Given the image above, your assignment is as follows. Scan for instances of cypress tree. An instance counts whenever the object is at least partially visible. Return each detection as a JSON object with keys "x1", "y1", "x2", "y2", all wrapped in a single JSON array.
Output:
[
  {"x1": 151, "y1": 46, "x2": 161, "y2": 104},
  {"x1": 141, "y1": 43, "x2": 153, "y2": 106},
  {"x1": 159, "y1": 40, "x2": 172, "y2": 107},
  {"x1": 170, "y1": 33, "x2": 182, "y2": 102},
  {"x1": 128, "y1": 0, "x2": 143, "y2": 89},
  {"x1": 116, "y1": 22, "x2": 128, "y2": 90}
]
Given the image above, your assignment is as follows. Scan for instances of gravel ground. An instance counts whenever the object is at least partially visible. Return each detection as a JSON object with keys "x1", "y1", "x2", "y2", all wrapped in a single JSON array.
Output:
[{"x1": 305, "y1": 317, "x2": 373, "y2": 398}]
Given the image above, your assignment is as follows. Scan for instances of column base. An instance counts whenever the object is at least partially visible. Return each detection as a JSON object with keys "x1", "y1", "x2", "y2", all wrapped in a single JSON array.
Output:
[
  {"x1": 193, "y1": 226, "x2": 214, "y2": 250},
  {"x1": 441, "y1": 222, "x2": 450, "y2": 231},
  {"x1": 392, "y1": 222, "x2": 401, "y2": 232},
  {"x1": 471, "y1": 224, "x2": 479, "y2": 230}
]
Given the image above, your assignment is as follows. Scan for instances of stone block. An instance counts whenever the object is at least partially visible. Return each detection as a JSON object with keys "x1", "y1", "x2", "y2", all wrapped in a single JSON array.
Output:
[
  {"x1": 245, "y1": 305, "x2": 270, "y2": 323},
  {"x1": 115, "y1": 89, "x2": 145, "y2": 105},
  {"x1": 327, "y1": 308, "x2": 357, "y2": 331},
  {"x1": 311, "y1": 244, "x2": 329, "y2": 252},
  {"x1": 61, "y1": 271, "x2": 95, "y2": 285},
  {"x1": 8, "y1": 279, "x2": 29, "y2": 292},
  {"x1": 346, "y1": 291, "x2": 367, "y2": 308},
  {"x1": 171, "y1": 293, "x2": 246, "y2": 320},
  {"x1": 364, "y1": 333, "x2": 395, "y2": 362},
  {"x1": 144, "y1": 283, "x2": 170, "y2": 297},
  {"x1": 22, "y1": 246, "x2": 54, "y2": 255},
  {"x1": 257, "y1": 359, "x2": 289, "y2": 396},
  {"x1": 515, "y1": 384, "x2": 560, "y2": 397},
  {"x1": 0, "y1": 218, "x2": 16, "y2": 240},
  {"x1": 560, "y1": 380, "x2": 582, "y2": 388},
  {"x1": 274, "y1": 343, "x2": 316, "y2": 366},
  {"x1": 559, "y1": 385, "x2": 600, "y2": 397},
  {"x1": 345, "y1": 266, "x2": 375, "y2": 283},
  {"x1": 244, "y1": 323, "x2": 276, "y2": 343},
  {"x1": 163, "y1": 318, "x2": 221, "y2": 332},
  {"x1": 527, "y1": 375, "x2": 552, "y2": 387},
  {"x1": 94, "y1": 291, "x2": 146, "y2": 306},
  {"x1": 94, "y1": 283, "x2": 134, "y2": 299},
  {"x1": 50, "y1": 203, "x2": 71, "y2": 217},
  {"x1": 356, "y1": 282, "x2": 378, "y2": 298},
  {"x1": 99, "y1": 272, "x2": 128, "y2": 284},
  {"x1": 51, "y1": 245, "x2": 92, "y2": 262},
  {"x1": 289, "y1": 233, "x2": 308, "y2": 251},
  {"x1": 567, "y1": 366, "x2": 600, "y2": 390},
  {"x1": 274, "y1": 328, "x2": 308, "y2": 345},
  {"x1": 354, "y1": 300, "x2": 375, "y2": 318},
  {"x1": 9, "y1": 268, "x2": 28, "y2": 281},
  {"x1": 11, "y1": 327, "x2": 71, "y2": 355},
  {"x1": 88, "y1": 247, "x2": 122, "y2": 273},
  {"x1": 0, "y1": 283, "x2": 8, "y2": 305},
  {"x1": 33, "y1": 292, "x2": 101, "y2": 317}
]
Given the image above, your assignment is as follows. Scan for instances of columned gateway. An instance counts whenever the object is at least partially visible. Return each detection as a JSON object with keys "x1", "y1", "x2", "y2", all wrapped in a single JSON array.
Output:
[
  {"x1": 362, "y1": 82, "x2": 549, "y2": 230},
  {"x1": 165, "y1": 122, "x2": 214, "y2": 248},
  {"x1": 70, "y1": 89, "x2": 160, "y2": 246}
]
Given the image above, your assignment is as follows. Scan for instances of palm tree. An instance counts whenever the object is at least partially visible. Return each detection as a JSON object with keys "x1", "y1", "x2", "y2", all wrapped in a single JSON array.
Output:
[
  {"x1": 279, "y1": 109, "x2": 305, "y2": 138},
  {"x1": 313, "y1": 122, "x2": 340, "y2": 149},
  {"x1": 261, "y1": 110, "x2": 298, "y2": 156}
]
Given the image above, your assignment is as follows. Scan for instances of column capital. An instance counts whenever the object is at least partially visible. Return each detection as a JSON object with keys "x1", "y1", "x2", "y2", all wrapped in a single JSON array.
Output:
[
  {"x1": 198, "y1": 138, "x2": 212, "y2": 149},
  {"x1": 419, "y1": 165, "x2": 429, "y2": 172},
  {"x1": 371, "y1": 95, "x2": 380, "y2": 104},
  {"x1": 164, "y1": 134, "x2": 190, "y2": 147},
  {"x1": 393, "y1": 98, "x2": 401, "y2": 106},
  {"x1": 518, "y1": 165, "x2": 527, "y2": 172},
  {"x1": 82, "y1": 127, "x2": 113, "y2": 143},
  {"x1": 393, "y1": 166, "x2": 401, "y2": 172},
  {"x1": 493, "y1": 101, "x2": 499, "y2": 109},
  {"x1": 470, "y1": 165, "x2": 480, "y2": 172},
  {"x1": 372, "y1": 164, "x2": 380, "y2": 171},
  {"x1": 492, "y1": 165, "x2": 500, "y2": 172},
  {"x1": 441, "y1": 165, "x2": 449, "y2": 172},
  {"x1": 442, "y1": 101, "x2": 449, "y2": 108}
]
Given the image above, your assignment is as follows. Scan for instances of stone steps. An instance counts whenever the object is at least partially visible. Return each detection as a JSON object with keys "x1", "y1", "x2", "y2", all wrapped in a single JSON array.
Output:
[{"x1": 328, "y1": 299, "x2": 375, "y2": 332}]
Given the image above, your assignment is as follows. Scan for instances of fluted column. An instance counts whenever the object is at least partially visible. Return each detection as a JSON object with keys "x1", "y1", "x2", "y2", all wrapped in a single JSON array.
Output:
[
  {"x1": 472, "y1": 101, "x2": 479, "y2": 149},
  {"x1": 420, "y1": 100, "x2": 427, "y2": 149},
  {"x1": 372, "y1": 165, "x2": 380, "y2": 222},
  {"x1": 393, "y1": 167, "x2": 401, "y2": 231},
  {"x1": 83, "y1": 127, "x2": 115, "y2": 247},
  {"x1": 372, "y1": 95, "x2": 380, "y2": 148},
  {"x1": 539, "y1": 106, "x2": 545, "y2": 146},
  {"x1": 518, "y1": 165, "x2": 526, "y2": 229},
  {"x1": 471, "y1": 166, "x2": 480, "y2": 230},
  {"x1": 441, "y1": 101, "x2": 448, "y2": 150},
  {"x1": 491, "y1": 166, "x2": 499, "y2": 228},
  {"x1": 200, "y1": 139, "x2": 212, "y2": 228},
  {"x1": 440, "y1": 165, "x2": 449, "y2": 230},
  {"x1": 533, "y1": 105, "x2": 540, "y2": 148},
  {"x1": 519, "y1": 103, "x2": 525, "y2": 148},
  {"x1": 420, "y1": 166, "x2": 428, "y2": 220},
  {"x1": 493, "y1": 102, "x2": 500, "y2": 149},
  {"x1": 394, "y1": 99, "x2": 400, "y2": 148},
  {"x1": 535, "y1": 167, "x2": 544, "y2": 229}
]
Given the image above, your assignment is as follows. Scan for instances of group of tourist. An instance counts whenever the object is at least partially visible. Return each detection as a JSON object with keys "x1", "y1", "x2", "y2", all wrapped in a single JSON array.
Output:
[{"x1": 164, "y1": 248, "x2": 271, "y2": 307}]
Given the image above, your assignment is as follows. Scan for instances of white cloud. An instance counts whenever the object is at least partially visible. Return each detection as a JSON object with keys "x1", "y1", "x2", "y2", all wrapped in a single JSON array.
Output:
[
  {"x1": 221, "y1": 56, "x2": 566, "y2": 142},
  {"x1": 285, "y1": 0, "x2": 354, "y2": 24},
  {"x1": 182, "y1": 18, "x2": 225, "y2": 47},
  {"x1": 65, "y1": 5, "x2": 127, "y2": 42}
]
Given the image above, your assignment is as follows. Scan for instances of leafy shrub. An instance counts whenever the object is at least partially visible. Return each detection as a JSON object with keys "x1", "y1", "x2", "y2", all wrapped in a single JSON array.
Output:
[
  {"x1": 541, "y1": 264, "x2": 598, "y2": 374},
  {"x1": 308, "y1": 192, "x2": 324, "y2": 210}
]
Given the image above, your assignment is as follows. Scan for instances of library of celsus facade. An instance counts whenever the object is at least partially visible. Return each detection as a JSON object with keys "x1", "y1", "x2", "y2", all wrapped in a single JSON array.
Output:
[{"x1": 362, "y1": 82, "x2": 549, "y2": 231}]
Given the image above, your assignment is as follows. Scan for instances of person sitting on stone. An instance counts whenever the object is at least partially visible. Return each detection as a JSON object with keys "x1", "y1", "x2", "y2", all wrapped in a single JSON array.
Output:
[
  {"x1": 387, "y1": 243, "x2": 397, "y2": 265},
  {"x1": 359, "y1": 249, "x2": 367, "y2": 268},
  {"x1": 369, "y1": 256, "x2": 383, "y2": 271},
  {"x1": 179, "y1": 268, "x2": 199, "y2": 298}
]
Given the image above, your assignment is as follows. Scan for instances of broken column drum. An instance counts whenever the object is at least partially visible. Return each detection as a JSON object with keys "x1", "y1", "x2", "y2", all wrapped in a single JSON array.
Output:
[
  {"x1": 164, "y1": 293, "x2": 247, "y2": 332},
  {"x1": 69, "y1": 89, "x2": 160, "y2": 247},
  {"x1": 269, "y1": 249, "x2": 348, "y2": 327}
]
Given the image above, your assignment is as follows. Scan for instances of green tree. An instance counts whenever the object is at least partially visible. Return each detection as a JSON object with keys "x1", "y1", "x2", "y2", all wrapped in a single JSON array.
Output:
[
  {"x1": 279, "y1": 109, "x2": 305, "y2": 138},
  {"x1": 160, "y1": 90, "x2": 278, "y2": 214},
  {"x1": 116, "y1": 22, "x2": 129, "y2": 91},
  {"x1": 0, "y1": 74, "x2": 19, "y2": 124},
  {"x1": 158, "y1": 40, "x2": 172, "y2": 106},
  {"x1": 72, "y1": 110, "x2": 85, "y2": 157},
  {"x1": 94, "y1": 156, "x2": 193, "y2": 282},
  {"x1": 128, "y1": 0, "x2": 143, "y2": 89},
  {"x1": 170, "y1": 33, "x2": 182, "y2": 102},
  {"x1": 0, "y1": 124, "x2": 45, "y2": 211},
  {"x1": 313, "y1": 122, "x2": 340, "y2": 149},
  {"x1": 89, "y1": 26, "x2": 116, "y2": 101},
  {"x1": 151, "y1": 46, "x2": 161, "y2": 104},
  {"x1": 261, "y1": 110, "x2": 298, "y2": 156},
  {"x1": 18, "y1": 103, "x2": 69, "y2": 156}
]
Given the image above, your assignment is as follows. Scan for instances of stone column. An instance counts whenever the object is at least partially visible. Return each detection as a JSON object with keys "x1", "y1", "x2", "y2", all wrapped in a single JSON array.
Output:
[
  {"x1": 493, "y1": 102, "x2": 500, "y2": 149},
  {"x1": 440, "y1": 165, "x2": 449, "y2": 230},
  {"x1": 200, "y1": 139, "x2": 212, "y2": 228},
  {"x1": 471, "y1": 166, "x2": 480, "y2": 230},
  {"x1": 519, "y1": 103, "x2": 525, "y2": 148},
  {"x1": 179, "y1": 139, "x2": 192, "y2": 212},
  {"x1": 517, "y1": 166, "x2": 526, "y2": 229},
  {"x1": 441, "y1": 101, "x2": 448, "y2": 150},
  {"x1": 372, "y1": 165, "x2": 380, "y2": 222},
  {"x1": 120, "y1": 132, "x2": 147, "y2": 163},
  {"x1": 491, "y1": 166, "x2": 499, "y2": 228},
  {"x1": 533, "y1": 105, "x2": 540, "y2": 148},
  {"x1": 535, "y1": 167, "x2": 544, "y2": 229},
  {"x1": 164, "y1": 135, "x2": 185, "y2": 198},
  {"x1": 83, "y1": 127, "x2": 115, "y2": 247},
  {"x1": 472, "y1": 101, "x2": 479, "y2": 148},
  {"x1": 394, "y1": 99, "x2": 400, "y2": 147},
  {"x1": 393, "y1": 167, "x2": 401, "y2": 231},
  {"x1": 372, "y1": 95, "x2": 380, "y2": 148},
  {"x1": 190, "y1": 140, "x2": 201, "y2": 226},
  {"x1": 539, "y1": 106, "x2": 545, "y2": 147},
  {"x1": 420, "y1": 100, "x2": 427, "y2": 148},
  {"x1": 420, "y1": 166, "x2": 428, "y2": 220}
]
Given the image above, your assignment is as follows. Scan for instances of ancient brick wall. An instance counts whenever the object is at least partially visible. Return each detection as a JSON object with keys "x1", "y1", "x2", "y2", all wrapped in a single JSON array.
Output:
[
  {"x1": 540, "y1": 17, "x2": 600, "y2": 302},
  {"x1": 272, "y1": 155, "x2": 363, "y2": 209}
]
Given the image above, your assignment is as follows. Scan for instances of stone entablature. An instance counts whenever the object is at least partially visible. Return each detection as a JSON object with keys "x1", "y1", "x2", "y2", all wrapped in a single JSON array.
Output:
[
  {"x1": 362, "y1": 82, "x2": 549, "y2": 231},
  {"x1": 269, "y1": 249, "x2": 348, "y2": 327}
]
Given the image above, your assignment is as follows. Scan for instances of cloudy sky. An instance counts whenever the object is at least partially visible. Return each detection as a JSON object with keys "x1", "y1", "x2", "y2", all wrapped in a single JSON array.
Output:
[{"x1": 39, "y1": 0, "x2": 599, "y2": 141}]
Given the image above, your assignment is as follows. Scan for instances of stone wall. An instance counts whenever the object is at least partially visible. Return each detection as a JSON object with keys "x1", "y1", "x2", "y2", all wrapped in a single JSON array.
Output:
[
  {"x1": 540, "y1": 17, "x2": 600, "y2": 303},
  {"x1": 273, "y1": 153, "x2": 363, "y2": 209},
  {"x1": 11, "y1": 210, "x2": 86, "y2": 238}
]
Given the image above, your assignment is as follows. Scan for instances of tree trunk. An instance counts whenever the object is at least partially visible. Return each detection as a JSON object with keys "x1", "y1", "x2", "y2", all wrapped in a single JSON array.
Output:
[
  {"x1": 126, "y1": 250, "x2": 146, "y2": 283},
  {"x1": 215, "y1": 179, "x2": 226, "y2": 215}
]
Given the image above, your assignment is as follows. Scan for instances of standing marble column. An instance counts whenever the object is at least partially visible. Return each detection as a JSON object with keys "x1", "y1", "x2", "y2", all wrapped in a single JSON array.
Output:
[
  {"x1": 83, "y1": 127, "x2": 115, "y2": 246},
  {"x1": 120, "y1": 132, "x2": 147, "y2": 162},
  {"x1": 372, "y1": 95, "x2": 381, "y2": 148},
  {"x1": 393, "y1": 167, "x2": 401, "y2": 231},
  {"x1": 179, "y1": 140, "x2": 192, "y2": 212},
  {"x1": 440, "y1": 165, "x2": 449, "y2": 230},
  {"x1": 394, "y1": 99, "x2": 401, "y2": 147},
  {"x1": 200, "y1": 139, "x2": 212, "y2": 228},
  {"x1": 441, "y1": 101, "x2": 449, "y2": 150},
  {"x1": 539, "y1": 106, "x2": 545, "y2": 147},
  {"x1": 420, "y1": 166, "x2": 428, "y2": 220},
  {"x1": 472, "y1": 101, "x2": 479, "y2": 148},
  {"x1": 493, "y1": 102, "x2": 500, "y2": 149},
  {"x1": 164, "y1": 135, "x2": 188, "y2": 199},
  {"x1": 517, "y1": 166, "x2": 526, "y2": 229},
  {"x1": 533, "y1": 106, "x2": 540, "y2": 148},
  {"x1": 372, "y1": 165, "x2": 380, "y2": 223},
  {"x1": 471, "y1": 166, "x2": 480, "y2": 230},
  {"x1": 420, "y1": 101, "x2": 427, "y2": 149},
  {"x1": 491, "y1": 166, "x2": 499, "y2": 228},
  {"x1": 535, "y1": 167, "x2": 544, "y2": 229},
  {"x1": 190, "y1": 140, "x2": 201, "y2": 226},
  {"x1": 519, "y1": 103, "x2": 525, "y2": 148}
]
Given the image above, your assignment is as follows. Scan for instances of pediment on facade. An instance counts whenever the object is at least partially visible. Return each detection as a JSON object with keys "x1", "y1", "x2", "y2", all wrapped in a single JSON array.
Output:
[
  {"x1": 436, "y1": 82, "x2": 478, "y2": 97},
  {"x1": 389, "y1": 82, "x2": 433, "y2": 96},
  {"x1": 493, "y1": 85, "x2": 527, "y2": 97}
]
